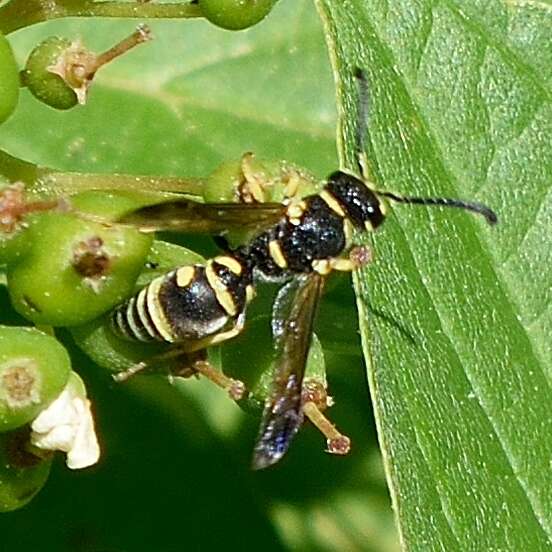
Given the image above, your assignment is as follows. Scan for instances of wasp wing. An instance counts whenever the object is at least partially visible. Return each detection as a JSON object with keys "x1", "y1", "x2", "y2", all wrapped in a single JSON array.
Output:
[
  {"x1": 118, "y1": 199, "x2": 287, "y2": 234},
  {"x1": 252, "y1": 273, "x2": 325, "y2": 470}
]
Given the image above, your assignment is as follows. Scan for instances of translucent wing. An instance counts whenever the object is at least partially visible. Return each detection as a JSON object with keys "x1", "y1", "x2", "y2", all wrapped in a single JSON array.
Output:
[
  {"x1": 118, "y1": 199, "x2": 287, "y2": 234},
  {"x1": 252, "y1": 273, "x2": 325, "y2": 469}
]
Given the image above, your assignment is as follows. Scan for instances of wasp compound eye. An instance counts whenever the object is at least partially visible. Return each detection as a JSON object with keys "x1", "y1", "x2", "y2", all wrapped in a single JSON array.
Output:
[{"x1": 326, "y1": 170, "x2": 385, "y2": 230}]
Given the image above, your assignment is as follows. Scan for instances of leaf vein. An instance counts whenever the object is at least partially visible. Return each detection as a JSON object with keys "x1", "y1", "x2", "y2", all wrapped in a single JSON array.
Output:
[{"x1": 444, "y1": 0, "x2": 551, "y2": 101}]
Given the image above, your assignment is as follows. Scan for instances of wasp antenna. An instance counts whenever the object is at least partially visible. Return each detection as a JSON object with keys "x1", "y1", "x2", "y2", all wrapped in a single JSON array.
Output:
[
  {"x1": 353, "y1": 67, "x2": 370, "y2": 177},
  {"x1": 379, "y1": 191, "x2": 498, "y2": 225}
]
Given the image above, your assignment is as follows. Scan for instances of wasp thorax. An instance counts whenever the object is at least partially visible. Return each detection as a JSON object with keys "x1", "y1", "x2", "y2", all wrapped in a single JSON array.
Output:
[{"x1": 325, "y1": 171, "x2": 385, "y2": 231}]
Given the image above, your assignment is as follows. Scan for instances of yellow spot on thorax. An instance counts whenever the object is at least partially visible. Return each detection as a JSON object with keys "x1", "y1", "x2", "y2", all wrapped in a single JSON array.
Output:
[{"x1": 268, "y1": 240, "x2": 288, "y2": 269}]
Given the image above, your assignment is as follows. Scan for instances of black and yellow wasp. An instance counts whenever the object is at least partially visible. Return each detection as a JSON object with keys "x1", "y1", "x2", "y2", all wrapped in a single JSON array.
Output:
[{"x1": 112, "y1": 69, "x2": 497, "y2": 469}]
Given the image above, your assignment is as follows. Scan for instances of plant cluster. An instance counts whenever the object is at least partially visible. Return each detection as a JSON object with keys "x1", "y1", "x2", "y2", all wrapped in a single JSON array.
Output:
[{"x1": 0, "y1": 0, "x2": 288, "y2": 512}]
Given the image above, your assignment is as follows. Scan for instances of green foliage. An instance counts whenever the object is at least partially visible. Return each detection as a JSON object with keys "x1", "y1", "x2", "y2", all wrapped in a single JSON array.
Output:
[{"x1": 0, "y1": 0, "x2": 548, "y2": 550}]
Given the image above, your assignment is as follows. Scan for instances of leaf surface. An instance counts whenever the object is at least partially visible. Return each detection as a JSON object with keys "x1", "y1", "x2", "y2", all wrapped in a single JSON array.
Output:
[{"x1": 317, "y1": 0, "x2": 552, "y2": 549}]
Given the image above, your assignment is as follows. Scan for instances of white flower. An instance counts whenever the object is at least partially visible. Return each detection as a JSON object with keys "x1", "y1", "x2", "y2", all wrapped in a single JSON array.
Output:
[{"x1": 31, "y1": 372, "x2": 100, "y2": 469}]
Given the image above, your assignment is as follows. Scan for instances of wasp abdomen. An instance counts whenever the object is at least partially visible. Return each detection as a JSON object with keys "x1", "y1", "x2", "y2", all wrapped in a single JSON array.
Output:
[{"x1": 112, "y1": 256, "x2": 252, "y2": 346}]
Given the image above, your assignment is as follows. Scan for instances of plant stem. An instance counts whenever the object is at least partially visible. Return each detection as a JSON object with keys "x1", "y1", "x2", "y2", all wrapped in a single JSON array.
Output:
[
  {"x1": 0, "y1": 0, "x2": 202, "y2": 35},
  {"x1": 91, "y1": 24, "x2": 152, "y2": 72},
  {"x1": 0, "y1": 149, "x2": 205, "y2": 197}
]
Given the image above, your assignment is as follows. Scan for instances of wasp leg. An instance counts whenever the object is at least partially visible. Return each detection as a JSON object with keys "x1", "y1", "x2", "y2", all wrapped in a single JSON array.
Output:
[
  {"x1": 191, "y1": 359, "x2": 246, "y2": 401},
  {"x1": 312, "y1": 245, "x2": 373, "y2": 277},
  {"x1": 112, "y1": 347, "x2": 187, "y2": 382},
  {"x1": 113, "y1": 348, "x2": 246, "y2": 401},
  {"x1": 301, "y1": 380, "x2": 351, "y2": 456}
]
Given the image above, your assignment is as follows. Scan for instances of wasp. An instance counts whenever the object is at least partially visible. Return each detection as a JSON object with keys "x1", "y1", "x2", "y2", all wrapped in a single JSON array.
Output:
[{"x1": 111, "y1": 68, "x2": 497, "y2": 469}]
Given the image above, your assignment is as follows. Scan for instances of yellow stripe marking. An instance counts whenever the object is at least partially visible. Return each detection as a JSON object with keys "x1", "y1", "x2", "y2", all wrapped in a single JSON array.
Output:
[
  {"x1": 176, "y1": 266, "x2": 195, "y2": 288},
  {"x1": 364, "y1": 219, "x2": 375, "y2": 232},
  {"x1": 136, "y1": 287, "x2": 158, "y2": 338},
  {"x1": 320, "y1": 190, "x2": 346, "y2": 217},
  {"x1": 115, "y1": 309, "x2": 128, "y2": 336},
  {"x1": 207, "y1": 326, "x2": 242, "y2": 345},
  {"x1": 126, "y1": 297, "x2": 147, "y2": 340},
  {"x1": 206, "y1": 261, "x2": 237, "y2": 317},
  {"x1": 146, "y1": 274, "x2": 175, "y2": 342},
  {"x1": 208, "y1": 311, "x2": 246, "y2": 345},
  {"x1": 268, "y1": 240, "x2": 288, "y2": 268},
  {"x1": 214, "y1": 255, "x2": 242, "y2": 275},
  {"x1": 343, "y1": 219, "x2": 353, "y2": 246}
]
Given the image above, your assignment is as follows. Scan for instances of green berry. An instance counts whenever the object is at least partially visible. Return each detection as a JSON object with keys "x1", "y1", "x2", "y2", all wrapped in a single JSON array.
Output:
[
  {"x1": 199, "y1": 0, "x2": 278, "y2": 31},
  {"x1": 71, "y1": 240, "x2": 205, "y2": 373},
  {"x1": 202, "y1": 160, "x2": 243, "y2": 204},
  {"x1": 0, "y1": 325, "x2": 71, "y2": 431},
  {"x1": 204, "y1": 156, "x2": 318, "y2": 204},
  {"x1": 7, "y1": 192, "x2": 153, "y2": 326},
  {"x1": 203, "y1": 155, "x2": 319, "y2": 247},
  {"x1": 0, "y1": 427, "x2": 52, "y2": 512},
  {"x1": 23, "y1": 37, "x2": 78, "y2": 110},
  {"x1": 0, "y1": 33, "x2": 20, "y2": 124},
  {"x1": 23, "y1": 28, "x2": 152, "y2": 109}
]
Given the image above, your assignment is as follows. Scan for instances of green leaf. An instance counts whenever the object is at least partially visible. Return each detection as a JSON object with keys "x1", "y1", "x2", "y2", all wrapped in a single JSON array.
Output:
[{"x1": 317, "y1": 0, "x2": 552, "y2": 549}]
